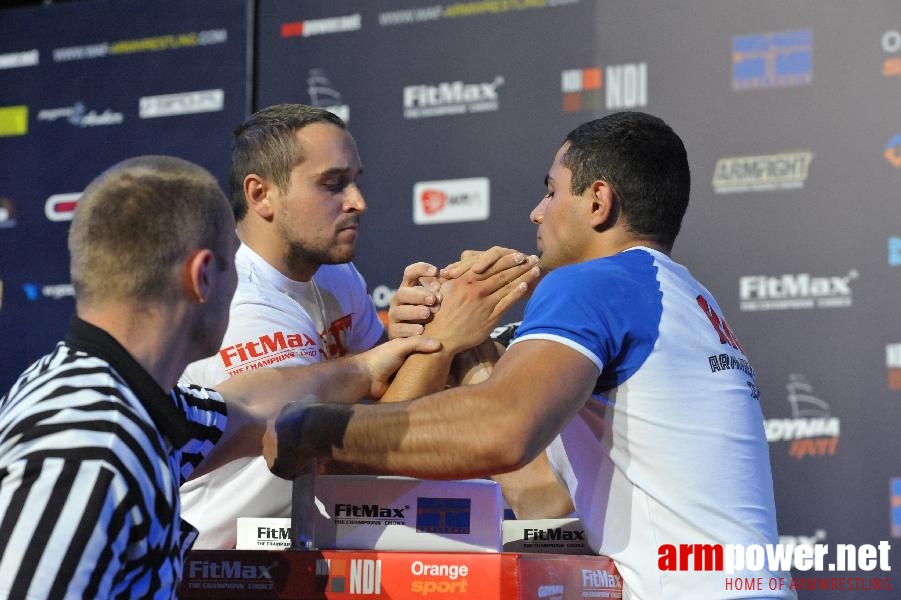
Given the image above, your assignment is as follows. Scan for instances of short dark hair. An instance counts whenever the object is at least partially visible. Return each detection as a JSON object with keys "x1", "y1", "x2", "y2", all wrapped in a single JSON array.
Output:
[
  {"x1": 229, "y1": 104, "x2": 346, "y2": 220},
  {"x1": 562, "y1": 111, "x2": 690, "y2": 249}
]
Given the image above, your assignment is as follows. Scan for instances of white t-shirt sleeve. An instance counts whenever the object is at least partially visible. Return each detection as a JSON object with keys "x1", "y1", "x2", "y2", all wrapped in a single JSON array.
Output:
[
  {"x1": 181, "y1": 297, "x2": 323, "y2": 388},
  {"x1": 346, "y1": 264, "x2": 385, "y2": 352}
]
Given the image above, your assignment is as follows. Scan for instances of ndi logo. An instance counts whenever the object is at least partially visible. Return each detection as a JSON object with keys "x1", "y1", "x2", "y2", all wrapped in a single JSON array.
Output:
[
  {"x1": 561, "y1": 67, "x2": 602, "y2": 112},
  {"x1": 317, "y1": 558, "x2": 382, "y2": 594},
  {"x1": 561, "y1": 63, "x2": 647, "y2": 113}
]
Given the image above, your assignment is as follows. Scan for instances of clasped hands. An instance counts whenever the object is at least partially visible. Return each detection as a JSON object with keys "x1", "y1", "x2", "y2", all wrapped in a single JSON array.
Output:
[
  {"x1": 262, "y1": 247, "x2": 539, "y2": 478},
  {"x1": 387, "y1": 246, "x2": 540, "y2": 352}
]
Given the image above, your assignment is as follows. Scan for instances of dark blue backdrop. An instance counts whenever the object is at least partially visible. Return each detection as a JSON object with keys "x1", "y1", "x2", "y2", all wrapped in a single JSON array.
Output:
[
  {"x1": 2, "y1": 1, "x2": 899, "y2": 596},
  {"x1": 0, "y1": 0, "x2": 251, "y2": 392}
]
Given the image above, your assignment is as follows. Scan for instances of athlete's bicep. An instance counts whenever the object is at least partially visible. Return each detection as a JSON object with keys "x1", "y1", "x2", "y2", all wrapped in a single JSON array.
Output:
[{"x1": 484, "y1": 338, "x2": 599, "y2": 458}]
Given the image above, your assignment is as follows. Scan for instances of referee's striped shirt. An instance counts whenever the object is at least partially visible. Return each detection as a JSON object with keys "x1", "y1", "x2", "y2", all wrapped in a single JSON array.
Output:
[{"x1": 0, "y1": 317, "x2": 227, "y2": 599}]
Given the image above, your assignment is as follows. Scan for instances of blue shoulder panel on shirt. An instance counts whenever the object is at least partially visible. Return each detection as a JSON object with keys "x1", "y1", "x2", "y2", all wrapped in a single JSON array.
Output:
[{"x1": 514, "y1": 249, "x2": 663, "y2": 392}]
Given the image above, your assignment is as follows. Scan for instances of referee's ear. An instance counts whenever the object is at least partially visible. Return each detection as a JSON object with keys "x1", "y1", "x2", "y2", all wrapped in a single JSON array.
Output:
[{"x1": 185, "y1": 248, "x2": 215, "y2": 304}]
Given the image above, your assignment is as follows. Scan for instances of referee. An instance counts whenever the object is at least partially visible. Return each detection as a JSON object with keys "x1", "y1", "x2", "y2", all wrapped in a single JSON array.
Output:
[{"x1": 0, "y1": 155, "x2": 440, "y2": 599}]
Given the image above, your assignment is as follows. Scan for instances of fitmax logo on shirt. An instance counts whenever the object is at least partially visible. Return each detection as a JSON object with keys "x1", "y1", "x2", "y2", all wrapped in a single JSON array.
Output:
[{"x1": 219, "y1": 331, "x2": 318, "y2": 369}]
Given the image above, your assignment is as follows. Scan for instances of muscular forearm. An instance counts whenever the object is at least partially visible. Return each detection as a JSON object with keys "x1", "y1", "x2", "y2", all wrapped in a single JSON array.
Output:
[
  {"x1": 270, "y1": 382, "x2": 532, "y2": 480},
  {"x1": 192, "y1": 358, "x2": 373, "y2": 478},
  {"x1": 265, "y1": 341, "x2": 600, "y2": 483},
  {"x1": 217, "y1": 357, "x2": 372, "y2": 420},
  {"x1": 380, "y1": 324, "x2": 501, "y2": 404},
  {"x1": 491, "y1": 452, "x2": 574, "y2": 519},
  {"x1": 340, "y1": 394, "x2": 523, "y2": 478},
  {"x1": 450, "y1": 340, "x2": 574, "y2": 518},
  {"x1": 378, "y1": 349, "x2": 456, "y2": 403}
]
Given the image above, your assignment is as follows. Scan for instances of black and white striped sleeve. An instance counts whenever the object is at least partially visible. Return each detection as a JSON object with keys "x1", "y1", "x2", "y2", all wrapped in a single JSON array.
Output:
[
  {"x1": 0, "y1": 452, "x2": 135, "y2": 599},
  {"x1": 171, "y1": 384, "x2": 228, "y2": 482}
]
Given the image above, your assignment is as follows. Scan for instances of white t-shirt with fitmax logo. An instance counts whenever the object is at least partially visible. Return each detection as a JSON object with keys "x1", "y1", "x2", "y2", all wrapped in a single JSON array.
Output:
[{"x1": 179, "y1": 243, "x2": 383, "y2": 549}]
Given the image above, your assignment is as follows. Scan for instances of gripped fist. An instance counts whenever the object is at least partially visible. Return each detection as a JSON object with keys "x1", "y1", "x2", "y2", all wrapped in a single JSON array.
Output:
[{"x1": 387, "y1": 261, "x2": 440, "y2": 339}]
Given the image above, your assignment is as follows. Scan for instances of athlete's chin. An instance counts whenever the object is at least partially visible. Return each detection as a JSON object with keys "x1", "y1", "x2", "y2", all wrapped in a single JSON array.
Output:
[
  {"x1": 536, "y1": 253, "x2": 560, "y2": 273},
  {"x1": 323, "y1": 246, "x2": 356, "y2": 265}
]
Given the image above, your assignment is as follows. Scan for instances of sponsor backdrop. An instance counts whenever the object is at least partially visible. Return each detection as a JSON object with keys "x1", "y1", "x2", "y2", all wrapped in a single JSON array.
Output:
[
  {"x1": 0, "y1": 0, "x2": 251, "y2": 391},
  {"x1": 2, "y1": 0, "x2": 900, "y2": 595},
  {"x1": 255, "y1": 2, "x2": 901, "y2": 592}
]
